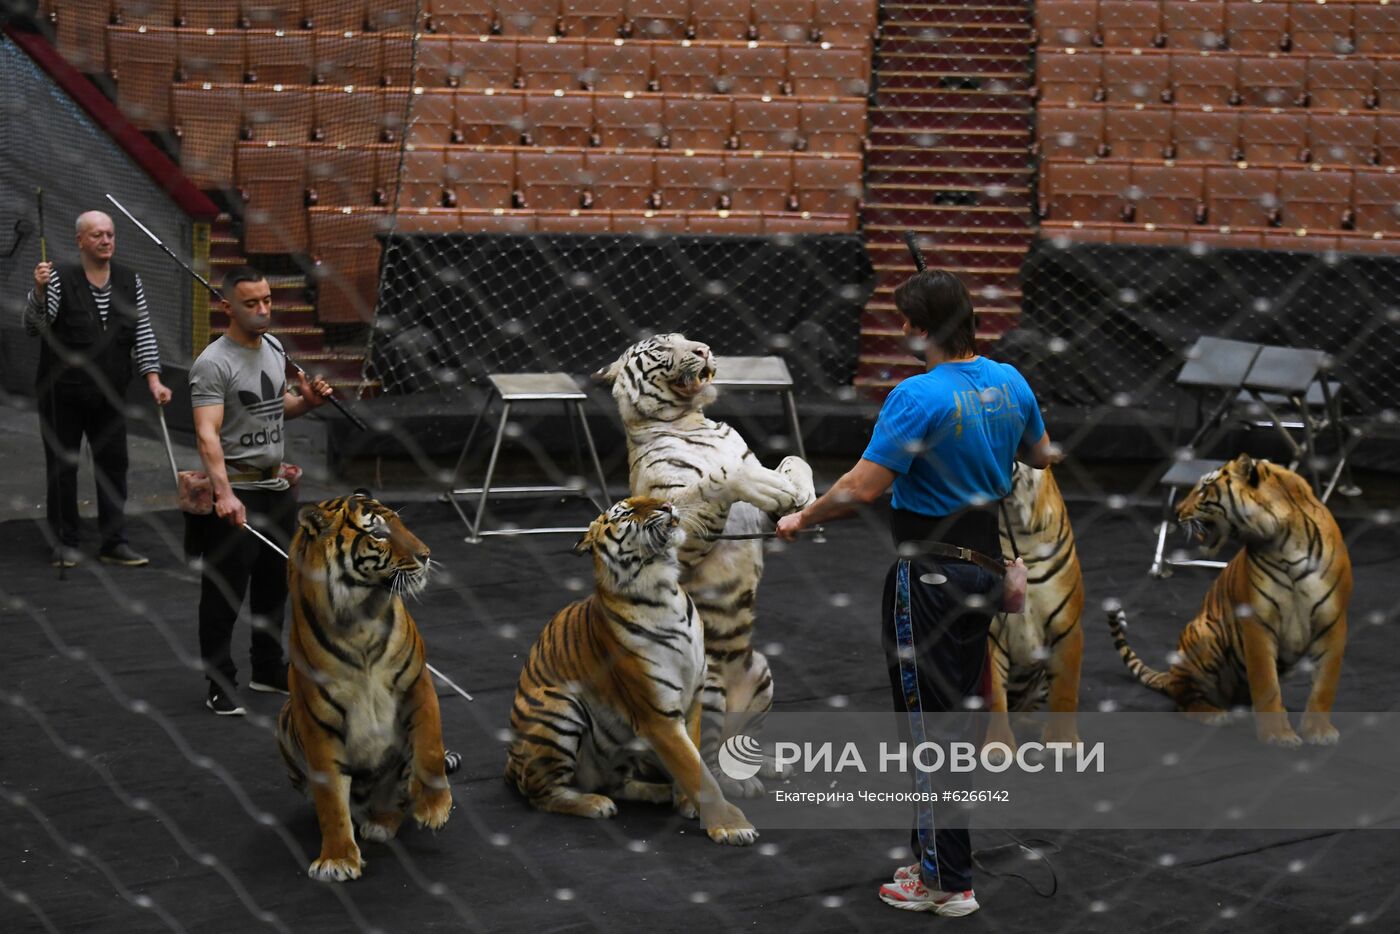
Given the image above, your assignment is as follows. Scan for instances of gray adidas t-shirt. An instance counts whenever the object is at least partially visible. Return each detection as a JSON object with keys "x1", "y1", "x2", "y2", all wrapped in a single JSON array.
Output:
[{"x1": 189, "y1": 336, "x2": 288, "y2": 490}]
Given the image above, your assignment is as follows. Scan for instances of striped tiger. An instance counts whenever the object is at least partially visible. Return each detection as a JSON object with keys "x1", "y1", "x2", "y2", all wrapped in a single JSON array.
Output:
[
  {"x1": 594, "y1": 334, "x2": 815, "y2": 797},
  {"x1": 505, "y1": 496, "x2": 758, "y2": 846},
  {"x1": 986, "y1": 463, "x2": 1084, "y2": 750},
  {"x1": 277, "y1": 493, "x2": 451, "y2": 882},
  {"x1": 1108, "y1": 455, "x2": 1352, "y2": 746}
]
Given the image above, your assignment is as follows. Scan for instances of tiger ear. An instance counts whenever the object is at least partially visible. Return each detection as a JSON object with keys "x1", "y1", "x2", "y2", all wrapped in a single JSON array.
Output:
[
  {"x1": 298, "y1": 504, "x2": 332, "y2": 537},
  {"x1": 571, "y1": 531, "x2": 594, "y2": 556},
  {"x1": 1246, "y1": 459, "x2": 1261, "y2": 487},
  {"x1": 592, "y1": 355, "x2": 624, "y2": 386},
  {"x1": 1233, "y1": 454, "x2": 1261, "y2": 487}
]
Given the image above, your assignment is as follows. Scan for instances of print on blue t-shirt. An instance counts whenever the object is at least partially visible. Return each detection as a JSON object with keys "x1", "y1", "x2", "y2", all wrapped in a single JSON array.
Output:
[{"x1": 861, "y1": 357, "x2": 1045, "y2": 517}]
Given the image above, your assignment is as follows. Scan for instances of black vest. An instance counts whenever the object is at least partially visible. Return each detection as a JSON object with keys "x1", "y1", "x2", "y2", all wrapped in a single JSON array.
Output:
[{"x1": 35, "y1": 262, "x2": 140, "y2": 394}]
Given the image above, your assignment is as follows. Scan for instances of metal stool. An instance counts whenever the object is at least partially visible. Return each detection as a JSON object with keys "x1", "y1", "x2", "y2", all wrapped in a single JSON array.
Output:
[
  {"x1": 447, "y1": 374, "x2": 610, "y2": 543},
  {"x1": 712, "y1": 356, "x2": 807, "y2": 460}
]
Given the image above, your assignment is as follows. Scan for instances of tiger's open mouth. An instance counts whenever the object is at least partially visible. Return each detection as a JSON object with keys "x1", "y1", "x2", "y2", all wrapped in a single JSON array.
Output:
[
  {"x1": 670, "y1": 363, "x2": 716, "y2": 398},
  {"x1": 1181, "y1": 514, "x2": 1227, "y2": 556}
]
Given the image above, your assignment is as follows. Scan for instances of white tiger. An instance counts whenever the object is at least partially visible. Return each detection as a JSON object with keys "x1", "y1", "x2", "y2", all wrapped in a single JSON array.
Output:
[{"x1": 595, "y1": 334, "x2": 816, "y2": 795}]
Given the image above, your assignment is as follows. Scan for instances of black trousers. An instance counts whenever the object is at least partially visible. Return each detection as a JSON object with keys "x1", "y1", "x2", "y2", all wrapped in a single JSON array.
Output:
[
  {"x1": 191, "y1": 487, "x2": 297, "y2": 687},
  {"x1": 882, "y1": 556, "x2": 999, "y2": 893},
  {"x1": 38, "y1": 381, "x2": 129, "y2": 549}
]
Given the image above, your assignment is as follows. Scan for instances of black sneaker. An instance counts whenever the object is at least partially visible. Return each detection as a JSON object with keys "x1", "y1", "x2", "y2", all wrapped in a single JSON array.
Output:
[
  {"x1": 51, "y1": 545, "x2": 82, "y2": 568},
  {"x1": 99, "y1": 544, "x2": 149, "y2": 567},
  {"x1": 206, "y1": 685, "x2": 246, "y2": 716},
  {"x1": 249, "y1": 666, "x2": 290, "y2": 695}
]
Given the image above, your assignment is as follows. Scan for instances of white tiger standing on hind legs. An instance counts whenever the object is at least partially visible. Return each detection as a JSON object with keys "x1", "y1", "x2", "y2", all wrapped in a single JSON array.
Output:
[{"x1": 595, "y1": 334, "x2": 816, "y2": 796}]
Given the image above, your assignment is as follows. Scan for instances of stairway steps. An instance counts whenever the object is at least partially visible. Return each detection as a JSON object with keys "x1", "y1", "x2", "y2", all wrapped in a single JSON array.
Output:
[
  {"x1": 870, "y1": 108, "x2": 1030, "y2": 131},
  {"x1": 881, "y1": 22, "x2": 1032, "y2": 40},
  {"x1": 875, "y1": 88, "x2": 1032, "y2": 111},
  {"x1": 878, "y1": 37, "x2": 1036, "y2": 55}
]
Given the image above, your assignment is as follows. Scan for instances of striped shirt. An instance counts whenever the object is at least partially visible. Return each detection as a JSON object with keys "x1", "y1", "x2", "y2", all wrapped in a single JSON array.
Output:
[{"x1": 24, "y1": 271, "x2": 162, "y2": 376}]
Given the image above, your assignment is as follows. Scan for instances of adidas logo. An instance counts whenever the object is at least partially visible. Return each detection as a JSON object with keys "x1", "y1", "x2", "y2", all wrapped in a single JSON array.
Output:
[{"x1": 238, "y1": 371, "x2": 285, "y2": 422}]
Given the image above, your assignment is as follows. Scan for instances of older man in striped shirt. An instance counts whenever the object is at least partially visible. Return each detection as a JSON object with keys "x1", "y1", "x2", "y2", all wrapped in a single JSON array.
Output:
[{"x1": 25, "y1": 209, "x2": 171, "y2": 569}]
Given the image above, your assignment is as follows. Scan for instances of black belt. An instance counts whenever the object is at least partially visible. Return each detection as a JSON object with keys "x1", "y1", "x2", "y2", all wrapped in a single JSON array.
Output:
[{"x1": 903, "y1": 541, "x2": 1007, "y2": 578}]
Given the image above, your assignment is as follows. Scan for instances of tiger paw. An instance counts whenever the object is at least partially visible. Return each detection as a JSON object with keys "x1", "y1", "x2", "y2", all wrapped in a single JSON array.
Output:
[
  {"x1": 1255, "y1": 712, "x2": 1301, "y2": 747},
  {"x1": 358, "y1": 813, "x2": 403, "y2": 843},
  {"x1": 672, "y1": 790, "x2": 699, "y2": 820},
  {"x1": 1300, "y1": 716, "x2": 1340, "y2": 745},
  {"x1": 775, "y1": 456, "x2": 815, "y2": 510},
  {"x1": 705, "y1": 803, "x2": 758, "y2": 847},
  {"x1": 981, "y1": 736, "x2": 1018, "y2": 768},
  {"x1": 577, "y1": 794, "x2": 619, "y2": 819},
  {"x1": 718, "y1": 771, "x2": 766, "y2": 799},
  {"x1": 731, "y1": 467, "x2": 800, "y2": 516},
  {"x1": 308, "y1": 848, "x2": 363, "y2": 882},
  {"x1": 412, "y1": 788, "x2": 453, "y2": 830}
]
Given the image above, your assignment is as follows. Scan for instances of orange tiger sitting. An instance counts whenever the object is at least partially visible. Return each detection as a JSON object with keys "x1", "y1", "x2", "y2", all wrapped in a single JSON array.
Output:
[
  {"x1": 277, "y1": 493, "x2": 451, "y2": 882},
  {"x1": 1109, "y1": 455, "x2": 1351, "y2": 746},
  {"x1": 506, "y1": 496, "x2": 757, "y2": 846}
]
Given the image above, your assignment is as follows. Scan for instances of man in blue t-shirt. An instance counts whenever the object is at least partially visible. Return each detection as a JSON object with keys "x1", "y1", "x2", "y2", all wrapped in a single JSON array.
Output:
[{"x1": 778, "y1": 269, "x2": 1058, "y2": 918}]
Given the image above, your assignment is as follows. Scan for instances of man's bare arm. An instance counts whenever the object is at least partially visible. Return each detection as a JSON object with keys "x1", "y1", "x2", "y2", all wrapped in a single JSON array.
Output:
[
  {"x1": 776, "y1": 458, "x2": 896, "y2": 540},
  {"x1": 1017, "y1": 431, "x2": 1062, "y2": 469}
]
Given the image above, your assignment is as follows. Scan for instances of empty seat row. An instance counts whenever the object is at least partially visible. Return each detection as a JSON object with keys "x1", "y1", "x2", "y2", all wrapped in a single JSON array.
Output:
[
  {"x1": 47, "y1": 0, "x2": 876, "y2": 42},
  {"x1": 239, "y1": 142, "x2": 861, "y2": 250},
  {"x1": 106, "y1": 26, "x2": 869, "y2": 106},
  {"x1": 1037, "y1": 49, "x2": 1400, "y2": 109},
  {"x1": 1038, "y1": 105, "x2": 1400, "y2": 165},
  {"x1": 1039, "y1": 158, "x2": 1400, "y2": 231},
  {"x1": 1041, "y1": 218, "x2": 1399, "y2": 253},
  {"x1": 172, "y1": 84, "x2": 865, "y2": 186},
  {"x1": 1036, "y1": 0, "x2": 1400, "y2": 54},
  {"x1": 306, "y1": 204, "x2": 855, "y2": 323}
]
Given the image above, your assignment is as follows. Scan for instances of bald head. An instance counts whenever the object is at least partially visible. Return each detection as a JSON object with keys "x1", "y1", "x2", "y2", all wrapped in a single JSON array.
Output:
[{"x1": 75, "y1": 211, "x2": 116, "y2": 266}]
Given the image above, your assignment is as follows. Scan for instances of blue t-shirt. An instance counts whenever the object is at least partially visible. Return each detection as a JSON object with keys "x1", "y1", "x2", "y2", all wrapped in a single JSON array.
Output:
[{"x1": 862, "y1": 357, "x2": 1045, "y2": 517}]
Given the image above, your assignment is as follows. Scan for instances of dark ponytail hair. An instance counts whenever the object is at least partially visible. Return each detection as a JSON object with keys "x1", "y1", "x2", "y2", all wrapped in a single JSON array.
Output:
[{"x1": 892, "y1": 270, "x2": 977, "y2": 359}]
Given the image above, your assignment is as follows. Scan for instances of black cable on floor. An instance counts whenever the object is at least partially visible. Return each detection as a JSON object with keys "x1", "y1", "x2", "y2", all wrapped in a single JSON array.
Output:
[{"x1": 972, "y1": 830, "x2": 1061, "y2": 898}]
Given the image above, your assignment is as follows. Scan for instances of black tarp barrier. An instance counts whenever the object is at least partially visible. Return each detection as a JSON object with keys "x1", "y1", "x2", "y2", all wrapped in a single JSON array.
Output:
[
  {"x1": 365, "y1": 232, "x2": 874, "y2": 398},
  {"x1": 1008, "y1": 239, "x2": 1400, "y2": 416}
]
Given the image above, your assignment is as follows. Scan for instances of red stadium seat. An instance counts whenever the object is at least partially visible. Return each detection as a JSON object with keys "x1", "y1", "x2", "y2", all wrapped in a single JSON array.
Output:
[
  {"x1": 686, "y1": 211, "x2": 764, "y2": 234},
  {"x1": 792, "y1": 154, "x2": 861, "y2": 214},
  {"x1": 1261, "y1": 229, "x2": 1340, "y2": 251},
  {"x1": 559, "y1": 0, "x2": 628, "y2": 38},
  {"x1": 1103, "y1": 51, "x2": 1170, "y2": 104},
  {"x1": 799, "y1": 99, "x2": 866, "y2": 153},
  {"x1": 610, "y1": 210, "x2": 688, "y2": 232},
  {"x1": 1098, "y1": 0, "x2": 1163, "y2": 48},
  {"x1": 381, "y1": 33, "x2": 416, "y2": 87},
  {"x1": 787, "y1": 44, "x2": 868, "y2": 97},
  {"x1": 1238, "y1": 110, "x2": 1307, "y2": 164},
  {"x1": 301, "y1": 0, "x2": 364, "y2": 31},
  {"x1": 1354, "y1": 2, "x2": 1400, "y2": 54},
  {"x1": 114, "y1": 0, "x2": 178, "y2": 27},
  {"x1": 593, "y1": 94, "x2": 665, "y2": 147},
  {"x1": 1378, "y1": 115, "x2": 1400, "y2": 166},
  {"x1": 241, "y1": 83, "x2": 312, "y2": 145},
  {"x1": 457, "y1": 92, "x2": 527, "y2": 145},
  {"x1": 175, "y1": 84, "x2": 243, "y2": 185},
  {"x1": 516, "y1": 149, "x2": 588, "y2": 208},
  {"x1": 429, "y1": 0, "x2": 496, "y2": 35},
  {"x1": 179, "y1": 0, "x2": 242, "y2": 28},
  {"x1": 582, "y1": 151, "x2": 657, "y2": 208},
  {"x1": 244, "y1": 29, "x2": 314, "y2": 85},
  {"x1": 1224, "y1": 0, "x2": 1288, "y2": 51},
  {"x1": 237, "y1": 142, "x2": 309, "y2": 252},
  {"x1": 1128, "y1": 162, "x2": 1205, "y2": 225},
  {"x1": 1306, "y1": 55, "x2": 1376, "y2": 110},
  {"x1": 724, "y1": 151, "x2": 795, "y2": 212},
  {"x1": 406, "y1": 90, "x2": 459, "y2": 145},
  {"x1": 240, "y1": 0, "x2": 299, "y2": 30},
  {"x1": 1036, "y1": 50, "x2": 1103, "y2": 105},
  {"x1": 1161, "y1": 0, "x2": 1226, "y2": 51},
  {"x1": 394, "y1": 147, "x2": 449, "y2": 208},
  {"x1": 1237, "y1": 54, "x2": 1306, "y2": 108},
  {"x1": 1035, "y1": 106, "x2": 1106, "y2": 159},
  {"x1": 1035, "y1": 0, "x2": 1100, "y2": 48},
  {"x1": 459, "y1": 210, "x2": 539, "y2": 232},
  {"x1": 305, "y1": 144, "x2": 381, "y2": 207},
  {"x1": 763, "y1": 211, "x2": 854, "y2": 233},
  {"x1": 1169, "y1": 51, "x2": 1238, "y2": 106},
  {"x1": 313, "y1": 32, "x2": 381, "y2": 87},
  {"x1": 517, "y1": 39, "x2": 588, "y2": 91},
  {"x1": 1307, "y1": 112, "x2": 1378, "y2": 166},
  {"x1": 313, "y1": 87, "x2": 409, "y2": 145},
  {"x1": 1287, "y1": 0, "x2": 1354, "y2": 54},
  {"x1": 652, "y1": 43, "x2": 720, "y2": 93},
  {"x1": 655, "y1": 152, "x2": 728, "y2": 209},
  {"x1": 522, "y1": 93, "x2": 596, "y2": 147},
  {"x1": 690, "y1": 0, "x2": 753, "y2": 40},
  {"x1": 176, "y1": 29, "x2": 245, "y2": 85},
  {"x1": 1374, "y1": 60, "x2": 1400, "y2": 111},
  {"x1": 1278, "y1": 165, "x2": 1353, "y2": 229},
  {"x1": 537, "y1": 210, "x2": 616, "y2": 231},
  {"x1": 662, "y1": 95, "x2": 733, "y2": 150},
  {"x1": 582, "y1": 39, "x2": 653, "y2": 92},
  {"x1": 499, "y1": 0, "x2": 562, "y2": 37},
  {"x1": 732, "y1": 97, "x2": 801, "y2": 151},
  {"x1": 1172, "y1": 107, "x2": 1241, "y2": 161},
  {"x1": 1040, "y1": 159, "x2": 1129, "y2": 221},
  {"x1": 1205, "y1": 164, "x2": 1280, "y2": 226},
  {"x1": 308, "y1": 208, "x2": 391, "y2": 324},
  {"x1": 454, "y1": 37, "x2": 518, "y2": 90},
  {"x1": 445, "y1": 149, "x2": 517, "y2": 208},
  {"x1": 760, "y1": 0, "x2": 816, "y2": 43},
  {"x1": 625, "y1": 0, "x2": 689, "y2": 38},
  {"x1": 109, "y1": 26, "x2": 177, "y2": 130},
  {"x1": 1350, "y1": 169, "x2": 1400, "y2": 232},
  {"x1": 717, "y1": 43, "x2": 787, "y2": 96},
  {"x1": 814, "y1": 0, "x2": 876, "y2": 47},
  {"x1": 1104, "y1": 106, "x2": 1172, "y2": 159}
]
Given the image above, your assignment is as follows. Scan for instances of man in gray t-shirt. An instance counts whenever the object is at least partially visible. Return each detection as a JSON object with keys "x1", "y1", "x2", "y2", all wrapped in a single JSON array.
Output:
[{"x1": 187, "y1": 266, "x2": 331, "y2": 716}]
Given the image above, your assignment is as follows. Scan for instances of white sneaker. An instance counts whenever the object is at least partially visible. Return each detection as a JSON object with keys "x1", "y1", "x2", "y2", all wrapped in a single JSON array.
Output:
[
  {"x1": 893, "y1": 862, "x2": 921, "y2": 882},
  {"x1": 878, "y1": 877, "x2": 980, "y2": 916}
]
